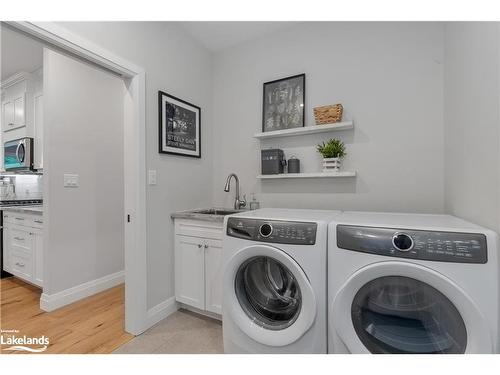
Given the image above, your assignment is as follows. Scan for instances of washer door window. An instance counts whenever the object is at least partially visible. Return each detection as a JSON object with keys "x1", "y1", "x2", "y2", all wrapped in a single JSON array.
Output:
[
  {"x1": 224, "y1": 244, "x2": 317, "y2": 347},
  {"x1": 351, "y1": 276, "x2": 467, "y2": 354},
  {"x1": 235, "y1": 256, "x2": 302, "y2": 331}
]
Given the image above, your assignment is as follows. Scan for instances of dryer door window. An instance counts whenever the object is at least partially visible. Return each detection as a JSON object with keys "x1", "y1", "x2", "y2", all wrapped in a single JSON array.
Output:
[
  {"x1": 235, "y1": 256, "x2": 302, "y2": 331},
  {"x1": 351, "y1": 276, "x2": 467, "y2": 354}
]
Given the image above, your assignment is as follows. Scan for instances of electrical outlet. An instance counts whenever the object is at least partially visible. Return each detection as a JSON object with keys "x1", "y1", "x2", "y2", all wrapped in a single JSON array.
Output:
[
  {"x1": 64, "y1": 174, "x2": 79, "y2": 188},
  {"x1": 148, "y1": 170, "x2": 157, "y2": 185}
]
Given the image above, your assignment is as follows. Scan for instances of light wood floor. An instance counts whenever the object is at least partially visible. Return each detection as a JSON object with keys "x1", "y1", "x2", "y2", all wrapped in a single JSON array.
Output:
[{"x1": 0, "y1": 277, "x2": 133, "y2": 354}]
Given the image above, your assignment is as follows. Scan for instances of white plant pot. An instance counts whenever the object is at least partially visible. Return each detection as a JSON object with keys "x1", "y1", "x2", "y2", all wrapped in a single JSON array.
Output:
[{"x1": 322, "y1": 157, "x2": 341, "y2": 172}]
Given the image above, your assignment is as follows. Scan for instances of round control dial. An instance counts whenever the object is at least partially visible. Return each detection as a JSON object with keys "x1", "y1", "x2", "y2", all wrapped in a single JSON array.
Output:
[
  {"x1": 392, "y1": 233, "x2": 414, "y2": 252},
  {"x1": 259, "y1": 223, "x2": 273, "y2": 238}
]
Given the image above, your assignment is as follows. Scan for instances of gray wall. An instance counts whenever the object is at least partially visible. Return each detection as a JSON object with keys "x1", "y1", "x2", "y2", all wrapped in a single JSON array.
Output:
[
  {"x1": 52, "y1": 21, "x2": 500, "y2": 314},
  {"x1": 56, "y1": 22, "x2": 214, "y2": 308},
  {"x1": 44, "y1": 48, "x2": 124, "y2": 293},
  {"x1": 444, "y1": 22, "x2": 500, "y2": 231},
  {"x1": 211, "y1": 22, "x2": 446, "y2": 213}
]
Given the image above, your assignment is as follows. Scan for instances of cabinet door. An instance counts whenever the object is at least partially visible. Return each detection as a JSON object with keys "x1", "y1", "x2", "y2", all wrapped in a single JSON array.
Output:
[
  {"x1": 33, "y1": 229, "x2": 43, "y2": 287},
  {"x1": 204, "y1": 239, "x2": 223, "y2": 315},
  {"x1": 2, "y1": 225, "x2": 12, "y2": 272},
  {"x1": 2, "y1": 100, "x2": 15, "y2": 131},
  {"x1": 13, "y1": 94, "x2": 25, "y2": 127},
  {"x1": 175, "y1": 235, "x2": 205, "y2": 309},
  {"x1": 33, "y1": 93, "x2": 43, "y2": 170}
]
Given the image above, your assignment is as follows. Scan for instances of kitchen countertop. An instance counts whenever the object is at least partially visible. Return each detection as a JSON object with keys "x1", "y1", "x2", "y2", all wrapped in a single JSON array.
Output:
[
  {"x1": 0, "y1": 205, "x2": 43, "y2": 214},
  {"x1": 171, "y1": 208, "x2": 244, "y2": 223}
]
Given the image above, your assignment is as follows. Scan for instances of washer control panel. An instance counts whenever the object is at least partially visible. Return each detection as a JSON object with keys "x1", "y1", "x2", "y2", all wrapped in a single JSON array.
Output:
[
  {"x1": 337, "y1": 225, "x2": 487, "y2": 264},
  {"x1": 227, "y1": 217, "x2": 317, "y2": 245}
]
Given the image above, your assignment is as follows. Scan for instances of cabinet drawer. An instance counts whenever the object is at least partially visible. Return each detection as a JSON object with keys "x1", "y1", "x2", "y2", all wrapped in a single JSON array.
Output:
[
  {"x1": 3, "y1": 212, "x2": 43, "y2": 228},
  {"x1": 10, "y1": 228, "x2": 33, "y2": 252},
  {"x1": 10, "y1": 249, "x2": 33, "y2": 282},
  {"x1": 31, "y1": 216, "x2": 44, "y2": 229},
  {"x1": 4, "y1": 211, "x2": 30, "y2": 225},
  {"x1": 175, "y1": 219, "x2": 223, "y2": 240}
]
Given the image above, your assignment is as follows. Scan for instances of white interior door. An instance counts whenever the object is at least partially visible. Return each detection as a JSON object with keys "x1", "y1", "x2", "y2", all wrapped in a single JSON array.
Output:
[{"x1": 42, "y1": 48, "x2": 125, "y2": 308}]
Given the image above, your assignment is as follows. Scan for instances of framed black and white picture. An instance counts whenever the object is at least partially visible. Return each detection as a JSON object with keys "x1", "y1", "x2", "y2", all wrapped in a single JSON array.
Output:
[
  {"x1": 262, "y1": 73, "x2": 305, "y2": 132},
  {"x1": 158, "y1": 91, "x2": 201, "y2": 158}
]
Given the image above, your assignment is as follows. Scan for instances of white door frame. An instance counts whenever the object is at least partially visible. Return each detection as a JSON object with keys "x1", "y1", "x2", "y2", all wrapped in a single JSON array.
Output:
[{"x1": 5, "y1": 21, "x2": 148, "y2": 335}]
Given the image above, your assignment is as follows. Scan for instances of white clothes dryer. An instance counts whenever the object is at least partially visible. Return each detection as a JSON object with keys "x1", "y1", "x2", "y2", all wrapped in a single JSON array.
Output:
[{"x1": 328, "y1": 211, "x2": 500, "y2": 354}]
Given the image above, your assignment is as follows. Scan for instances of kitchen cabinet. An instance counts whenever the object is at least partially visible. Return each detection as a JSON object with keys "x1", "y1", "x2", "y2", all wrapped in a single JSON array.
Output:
[
  {"x1": 33, "y1": 229, "x2": 44, "y2": 286},
  {"x1": 2, "y1": 100, "x2": 15, "y2": 130},
  {"x1": 33, "y1": 92, "x2": 44, "y2": 170},
  {"x1": 1, "y1": 94, "x2": 25, "y2": 132},
  {"x1": 1, "y1": 70, "x2": 43, "y2": 170},
  {"x1": 2, "y1": 210, "x2": 44, "y2": 288},
  {"x1": 174, "y1": 219, "x2": 223, "y2": 317}
]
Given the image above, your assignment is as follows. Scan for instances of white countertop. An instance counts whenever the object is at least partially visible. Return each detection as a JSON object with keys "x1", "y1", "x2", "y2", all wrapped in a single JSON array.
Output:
[{"x1": 0, "y1": 205, "x2": 43, "y2": 214}]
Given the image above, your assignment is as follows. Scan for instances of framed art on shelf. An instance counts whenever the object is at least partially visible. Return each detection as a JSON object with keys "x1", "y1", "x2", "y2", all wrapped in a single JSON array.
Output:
[
  {"x1": 262, "y1": 73, "x2": 305, "y2": 132},
  {"x1": 158, "y1": 90, "x2": 201, "y2": 158}
]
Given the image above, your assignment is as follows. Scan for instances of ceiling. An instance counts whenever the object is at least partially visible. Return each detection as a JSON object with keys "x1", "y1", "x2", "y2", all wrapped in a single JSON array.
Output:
[
  {"x1": 178, "y1": 22, "x2": 298, "y2": 52},
  {"x1": 1, "y1": 22, "x2": 299, "y2": 80},
  {"x1": 1, "y1": 24, "x2": 44, "y2": 80}
]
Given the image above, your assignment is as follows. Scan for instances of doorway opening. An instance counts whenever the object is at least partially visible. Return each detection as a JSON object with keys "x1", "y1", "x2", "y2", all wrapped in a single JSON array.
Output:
[{"x1": 0, "y1": 21, "x2": 147, "y2": 353}]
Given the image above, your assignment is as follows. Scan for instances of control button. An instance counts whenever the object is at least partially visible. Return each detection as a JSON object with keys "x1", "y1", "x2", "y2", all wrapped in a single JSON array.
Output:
[
  {"x1": 392, "y1": 233, "x2": 414, "y2": 252},
  {"x1": 259, "y1": 223, "x2": 273, "y2": 238}
]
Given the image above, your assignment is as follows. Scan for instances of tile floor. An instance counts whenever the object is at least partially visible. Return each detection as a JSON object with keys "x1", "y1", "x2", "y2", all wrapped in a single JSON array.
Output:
[{"x1": 114, "y1": 309, "x2": 223, "y2": 354}]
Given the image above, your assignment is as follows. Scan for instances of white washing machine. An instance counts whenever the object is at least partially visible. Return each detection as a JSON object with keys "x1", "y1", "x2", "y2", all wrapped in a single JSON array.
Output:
[
  {"x1": 328, "y1": 211, "x2": 500, "y2": 354},
  {"x1": 222, "y1": 208, "x2": 339, "y2": 353}
]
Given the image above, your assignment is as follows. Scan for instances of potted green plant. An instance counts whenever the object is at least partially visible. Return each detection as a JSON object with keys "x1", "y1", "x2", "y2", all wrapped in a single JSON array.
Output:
[{"x1": 316, "y1": 138, "x2": 346, "y2": 172}]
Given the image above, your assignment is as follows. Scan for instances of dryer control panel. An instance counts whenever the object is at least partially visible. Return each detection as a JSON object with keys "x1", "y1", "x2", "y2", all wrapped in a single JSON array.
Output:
[
  {"x1": 337, "y1": 225, "x2": 488, "y2": 264},
  {"x1": 227, "y1": 218, "x2": 317, "y2": 245}
]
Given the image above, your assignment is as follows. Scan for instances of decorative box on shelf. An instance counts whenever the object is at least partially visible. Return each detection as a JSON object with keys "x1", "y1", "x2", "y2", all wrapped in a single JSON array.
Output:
[{"x1": 313, "y1": 103, "x2": 343, "y2": 125}]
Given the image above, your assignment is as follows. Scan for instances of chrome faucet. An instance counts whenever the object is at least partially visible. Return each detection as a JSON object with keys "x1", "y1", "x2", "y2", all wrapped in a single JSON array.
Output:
[{"x1": 224, "y1": 173, "x2": 246, "y2": 210}]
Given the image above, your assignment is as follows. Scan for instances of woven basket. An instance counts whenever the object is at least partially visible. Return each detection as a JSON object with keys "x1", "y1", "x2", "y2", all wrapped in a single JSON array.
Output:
[{"x1": 313, "y1": 104, "x2": 343, "y2": 125}]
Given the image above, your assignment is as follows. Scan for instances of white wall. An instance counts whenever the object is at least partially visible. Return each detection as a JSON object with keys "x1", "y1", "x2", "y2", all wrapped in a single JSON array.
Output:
[
  {"x1": 56, "y1": 22, "x2": 214, "y2": 308},
  {"x1": 211, "y1": 22, "x2": 446, "y2": 213},
  {"x1": 444, "y1": 22, "x2": 500, "y2": 231},
  {"x1": 43, "y1": 49, "x2": 125, "y2": 293}
]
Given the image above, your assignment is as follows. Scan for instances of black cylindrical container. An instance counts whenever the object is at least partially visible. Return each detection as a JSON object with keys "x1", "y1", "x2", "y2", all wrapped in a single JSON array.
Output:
[{"x1": 288, "y1": 157, "x2": 300, "y2": 173}]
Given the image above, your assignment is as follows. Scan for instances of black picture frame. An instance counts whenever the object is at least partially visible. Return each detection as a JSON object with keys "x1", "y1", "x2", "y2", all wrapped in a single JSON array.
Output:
[
  {"x1": 262, "y1": 73, "x2": 305, "y2": 133},
  {"x1": 158, "y1": 90, "x2": 201, "y2": 158}
]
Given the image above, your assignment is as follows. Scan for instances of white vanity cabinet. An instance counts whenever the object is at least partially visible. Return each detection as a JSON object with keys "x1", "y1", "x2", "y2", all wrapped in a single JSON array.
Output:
[
  {"x1": 174, "y1": 219, "x2": 223, "y2": 317},
  {"x1": 2, "y1": 210, "x2": 44, "y2": 288}
]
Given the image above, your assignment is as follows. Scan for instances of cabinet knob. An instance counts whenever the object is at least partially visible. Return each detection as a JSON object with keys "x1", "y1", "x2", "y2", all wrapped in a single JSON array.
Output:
[
  {"x1": 204, "y1": 244, "x2": 209, "y2": 249},
  {"x1": 198, "y1": 244, "x2": 202, "y2": 248}
]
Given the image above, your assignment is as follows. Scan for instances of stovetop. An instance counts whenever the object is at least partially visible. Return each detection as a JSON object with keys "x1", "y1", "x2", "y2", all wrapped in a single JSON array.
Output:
[{"x1": 0, "y1": 199, "x2": 43, "y2": 207}]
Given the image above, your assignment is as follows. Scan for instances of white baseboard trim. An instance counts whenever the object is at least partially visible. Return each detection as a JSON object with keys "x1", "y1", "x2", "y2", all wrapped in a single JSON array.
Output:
[
  {"x1": 40, "y1": 270, "x2": 125, "y2": 312},
  {"x1": 145, "y1": 297, "x2": 178, "y2": 329}
]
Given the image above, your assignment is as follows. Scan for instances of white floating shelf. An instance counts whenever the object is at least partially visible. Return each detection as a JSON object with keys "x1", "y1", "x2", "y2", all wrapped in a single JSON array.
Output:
[
  {"x1": 254, "y1": 121, "x2": 354, "y2": 139},
  {"x1": 257, "y1": 171, "x2": 357, "y2": 179}
]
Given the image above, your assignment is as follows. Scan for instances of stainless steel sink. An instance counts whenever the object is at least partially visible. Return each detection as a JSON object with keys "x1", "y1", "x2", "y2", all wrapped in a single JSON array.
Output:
[{"x1": 190, "y1": 208, "x2": 242, "y2": 216}]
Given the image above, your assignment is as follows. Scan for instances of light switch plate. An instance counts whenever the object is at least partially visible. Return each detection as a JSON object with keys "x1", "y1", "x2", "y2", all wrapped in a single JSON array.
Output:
[
  {"x1": 64, "y1": 174, "x2": 79, "y2": 188},
  {"x1": 148, "y1": 170, "x2": 157, "y2": 185}
]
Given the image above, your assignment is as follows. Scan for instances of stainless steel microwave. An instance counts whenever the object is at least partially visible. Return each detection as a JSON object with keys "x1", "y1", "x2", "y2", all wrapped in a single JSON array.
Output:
[{"x1": 4, "y1": 137, "x2": 34, "y2": 171}]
